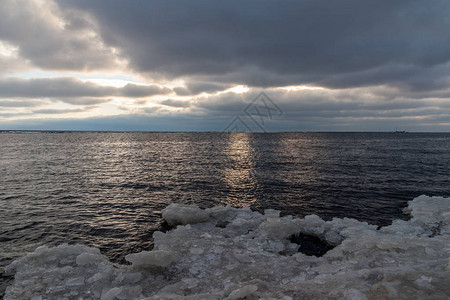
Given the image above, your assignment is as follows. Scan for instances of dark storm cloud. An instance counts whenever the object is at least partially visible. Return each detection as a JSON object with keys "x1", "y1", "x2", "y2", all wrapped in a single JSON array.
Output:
[
  {"x1": 58, "y1": 0, "x2": 450, "y2": 90},
  {"x1": 0, "y1": 78, "x2": 172, "y2": 100}
]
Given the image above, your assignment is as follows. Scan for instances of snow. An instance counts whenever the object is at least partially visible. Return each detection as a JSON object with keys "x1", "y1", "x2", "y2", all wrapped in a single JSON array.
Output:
[{"x1": 4, "y1": 195, "x2": 450, "y2": 299}]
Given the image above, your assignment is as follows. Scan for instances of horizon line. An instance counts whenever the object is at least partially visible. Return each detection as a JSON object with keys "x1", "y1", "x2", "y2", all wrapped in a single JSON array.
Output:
[{"x1": 1, "y1": 129, "x2": 449, "y2": 134}]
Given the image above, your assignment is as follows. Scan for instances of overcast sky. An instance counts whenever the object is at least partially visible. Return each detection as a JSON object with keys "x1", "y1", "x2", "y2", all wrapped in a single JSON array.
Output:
[{"x1": 1, "y1": 0, "x2": 449, "y2": 131}]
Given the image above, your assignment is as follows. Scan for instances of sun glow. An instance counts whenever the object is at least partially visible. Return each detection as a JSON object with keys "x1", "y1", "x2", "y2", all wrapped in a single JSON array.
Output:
[
  {"x1": 280, "y1": 85, "x2": 324, "y2": 91},
  {"x1": 225, "y1": 85, "x2": 250, "y2": 94}
]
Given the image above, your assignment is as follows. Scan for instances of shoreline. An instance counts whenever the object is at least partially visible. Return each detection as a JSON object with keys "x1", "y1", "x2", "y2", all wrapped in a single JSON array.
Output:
[{"x1": 4, "y1": 195, "x2": 449, "y2": 299}]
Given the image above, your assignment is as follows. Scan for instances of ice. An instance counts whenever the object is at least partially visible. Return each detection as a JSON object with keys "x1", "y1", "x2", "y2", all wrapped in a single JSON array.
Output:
[
  {"x1": 161, "y1": 204, "x2": 211, "y2": 226},
  {"x1": 225, "y1": 284, "x2": 258, "y2": 299},
  {"x1": 4, "y1": 195, "x2": 450, "y2": 299},
  {"x1": 101, "y1": 287, "x2": 122, "y2": 300},
  {"x1": 125, "y1": 250, "x2": 176, "y2": 268}
]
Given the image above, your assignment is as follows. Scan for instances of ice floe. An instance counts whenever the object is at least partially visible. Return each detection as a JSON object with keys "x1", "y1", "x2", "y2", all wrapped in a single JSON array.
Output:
[{"x1": 4, "y1": 195, "x2": 450, "y2": 299}]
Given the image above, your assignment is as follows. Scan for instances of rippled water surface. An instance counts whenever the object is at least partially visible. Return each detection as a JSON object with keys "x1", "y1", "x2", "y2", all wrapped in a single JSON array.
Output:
[{"x1": 1, "y1": 132, "x2": 449, "y2": 291}]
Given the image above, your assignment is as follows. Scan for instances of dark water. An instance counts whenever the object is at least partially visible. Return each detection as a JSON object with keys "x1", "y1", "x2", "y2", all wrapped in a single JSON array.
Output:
[{"x1": 1, "y1": 132, "x2": 449, "y2": 292}]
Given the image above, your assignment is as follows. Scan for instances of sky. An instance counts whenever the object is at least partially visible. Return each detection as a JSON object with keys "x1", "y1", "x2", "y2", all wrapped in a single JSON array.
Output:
[{"x1": 0, "y1": 0, "x2": 449, "y2": 132}]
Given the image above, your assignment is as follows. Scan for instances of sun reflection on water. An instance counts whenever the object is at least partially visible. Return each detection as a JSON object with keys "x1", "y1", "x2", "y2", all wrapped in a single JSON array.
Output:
[{"x1": 222, "y1": 133, "x2": 259, "y2": 207}]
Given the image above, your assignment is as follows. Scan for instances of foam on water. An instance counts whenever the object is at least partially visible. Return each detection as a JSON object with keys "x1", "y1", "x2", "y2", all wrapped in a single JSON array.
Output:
[{"x1": 4, "y1": 195, "x2": 450, "y2": 299}]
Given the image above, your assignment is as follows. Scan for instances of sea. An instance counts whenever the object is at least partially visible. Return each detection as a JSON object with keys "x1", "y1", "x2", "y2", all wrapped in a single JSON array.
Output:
[{"x1": 1, "y1": 131, "x2": 449, "y2": 295}]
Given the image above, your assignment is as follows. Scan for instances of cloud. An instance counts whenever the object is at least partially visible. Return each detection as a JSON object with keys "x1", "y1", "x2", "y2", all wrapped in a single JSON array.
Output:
[
  {"x1": 1, "y1": 0, "x2": 449, "y2": 131},
  {"x1": 32, "y1": 107, "x2": 95, "y2": 114},
  {"x1": 1, "y1": 107, "x2": 448, "y2": 132},
  {"x1": 59, "y1": 98, "x2": 112, "y2": 105},
  {"x1": 58, "y1": 0, "x2": 450, "y2": 91},
  {"x1": 160, "y1": 99, "x2": 191, "y2": 108},
  {"x1": 0, "y1": 0, "x2": 123, "y2": 71},
  {"x1": 120, "y1": 84, "x2": 172, "y2": 98},
  {"x1": 172, "y1": 82, "x2": 233, "y2": 96},
  {"x1": 0, "y1": 77, "x2": 112, "y2": 98},
  {"x1": 0, "y1": 40, "x2": 30, "y2": 75},
  {"x1": 0, "y1": 77, "x2": 172, "y2": 100},
  {"x1": 187, "y1": 82, "x2": 232, "y2": 95},
  {"x1": 0, "y1": 100, "x2": 46, "y2": 107},
  {"x1": 177, "y1": 87, "x2": 450, "y2": 129}
]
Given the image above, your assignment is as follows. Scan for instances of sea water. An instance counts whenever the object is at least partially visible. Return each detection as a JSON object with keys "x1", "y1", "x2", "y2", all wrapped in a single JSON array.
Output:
[{"x1": 1, "y1": 132, "x2": 449, "y2": 297}]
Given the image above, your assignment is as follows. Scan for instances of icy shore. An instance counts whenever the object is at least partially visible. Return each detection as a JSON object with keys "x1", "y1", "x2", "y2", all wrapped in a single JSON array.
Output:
[{"x1": 4, "y1": 195, "x2": 450, "y2": 299}]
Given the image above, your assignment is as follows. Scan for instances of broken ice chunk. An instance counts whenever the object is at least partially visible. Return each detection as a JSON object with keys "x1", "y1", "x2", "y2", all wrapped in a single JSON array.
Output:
[
  {"x1": 259, "y1": 217, "x2": 298, "y2": 238},
  {"x1": 161, "y1": 204, "x2": 210, "y2": 225},
  {"x1": 125, "y1": 250, "x2": 176, "y2": 268}
]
